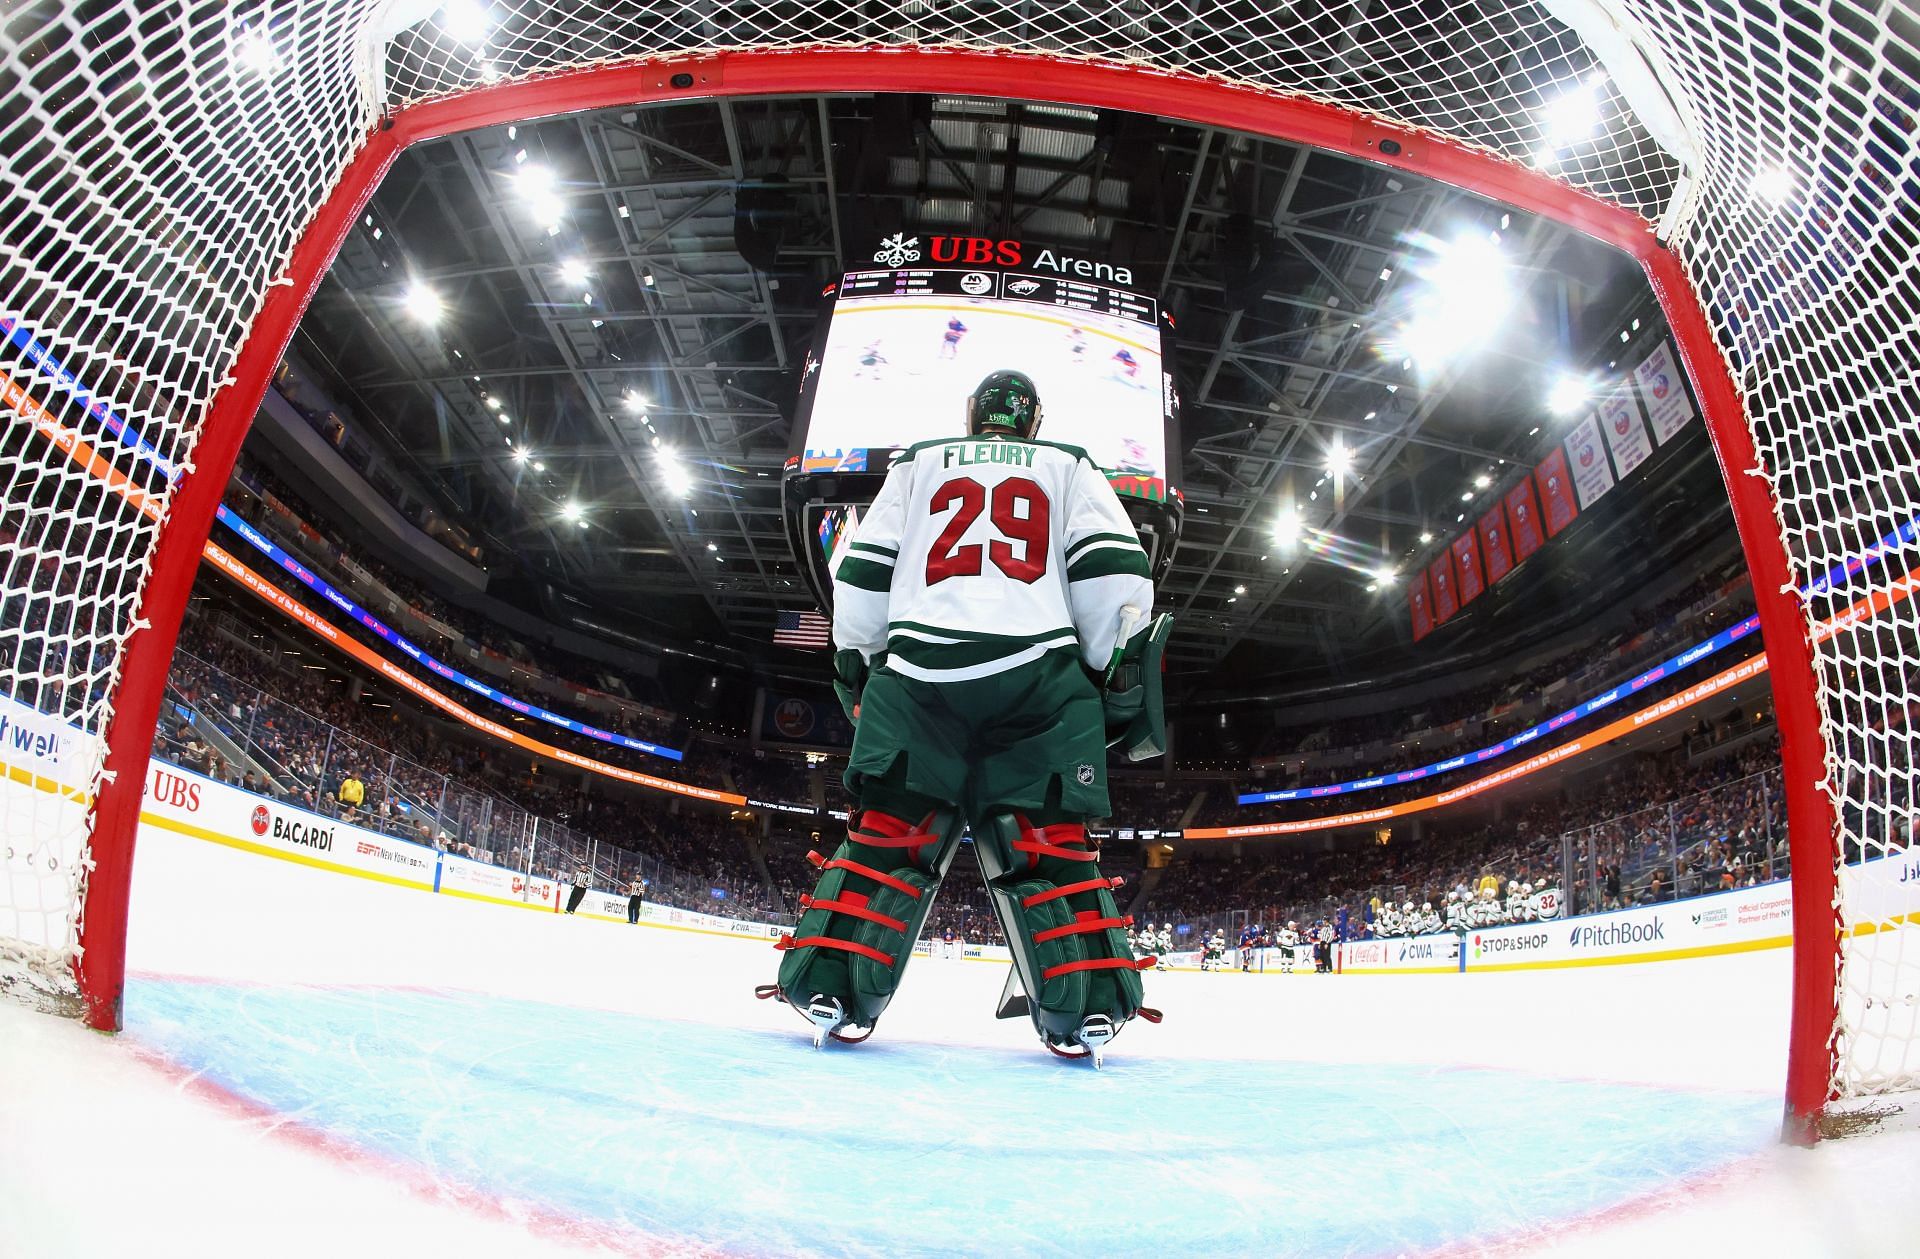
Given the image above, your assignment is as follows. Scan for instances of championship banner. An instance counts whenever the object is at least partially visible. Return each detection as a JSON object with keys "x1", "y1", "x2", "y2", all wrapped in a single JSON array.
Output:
[
  {"x1": 1479, "y1": 504, "x2": 1515, "y2": 585},
  {"x1": 1409, "y1": 568, "x2": 1434, "y2": 641},
  {"x1": 1634, "y1": 341, "x2": 1697, "y2": 443},
  {"x1": 1451, "y1": 530, "x2": 1485, "y2": 606},
  {"x1": 1504, "y1": 479, "x2": 1545, "y2": 560},
  {"x1": 1535, "y1": 448, "x2": 1579, "y2": 536},
  {"x1": 1599, "y1": 388, "x2": 1654, "y2": 479},
  {"x1": 1565, "y1": 412, "x2": 1616, "y2": 508},
  {"x1": 1428, "y1": 551, "x2": 1458, "y2": 623}
]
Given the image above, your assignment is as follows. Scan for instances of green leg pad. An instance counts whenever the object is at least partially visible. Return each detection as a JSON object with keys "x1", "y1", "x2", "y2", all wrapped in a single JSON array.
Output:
[
  {"x1": 976, "y1": 813, "x2": 1146, "y2": 1047},
  {"x1": 776, "y1": 852, "x2": 942, "y2": 1026}
]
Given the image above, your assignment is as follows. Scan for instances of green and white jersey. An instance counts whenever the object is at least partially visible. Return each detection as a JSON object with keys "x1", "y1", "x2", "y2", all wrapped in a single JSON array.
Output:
[{"x1": 832, "y1": 435, "x2": 1154, "y2": 683}]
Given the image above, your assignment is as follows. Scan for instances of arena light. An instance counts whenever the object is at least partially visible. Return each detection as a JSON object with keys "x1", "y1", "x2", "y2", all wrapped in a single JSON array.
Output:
[
  {"x1": 1541, "y1": 77, "x2": 1606, "y2": 144},
  {"x1": 1325, "y1": 438, "x2": 1353, "y2": 480},
  {"x1": 511, "y1": 447, "x2": 530, "y2": 463},
  {"x1": 1271, "y1": 508, "x2": 1301, "y2": 548},
  {"x1": 402, "y1": 280, "x2": 442, "y2": 326},
  {"x1": 624, "y1": 391, "x2": 647, "y2": 413},
  {"x1": 1473, "y1": 473, "x2": 1492, "y2": 490},
  {"x1": 1419, "y1": 531, "x2": 1433, "y2": 544},
  {"x1": 1374, "y1": 566, "x2": 1397, "y2": 585},
  {"x1": 1548, "y1": 373, "x2": 1592, "y2": 415},
  {"x1": 558, "y1": 257, "x2": 590, "y2": 286},
  {"x1": 1752, "y1": 165, "x2": 1797, "y2": 206},
  {"x1": 234, "y1": 28, "x2": 282, "y2": 79},
  {"x1": 560, "y1": 500, "x2": 583, "y2": 522},
  {"x1": 1384, "y1": 231, "x2": 1512, "y2": 371},
  {"x1": 658, "y1": 447, "x2": 694, "y2": 498},
  {"x1": 440, "y1": 1, "x2": 494, "y2": 46},
  {"x1": 516, "y1": 164, "x2": 563, "y2": 230}
]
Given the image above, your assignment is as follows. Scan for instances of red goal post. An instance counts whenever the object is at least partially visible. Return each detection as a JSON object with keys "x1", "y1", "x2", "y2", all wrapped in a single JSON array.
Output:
[{"x1": 0, "y1": 2, "x2": 1908, "y2": 1144}]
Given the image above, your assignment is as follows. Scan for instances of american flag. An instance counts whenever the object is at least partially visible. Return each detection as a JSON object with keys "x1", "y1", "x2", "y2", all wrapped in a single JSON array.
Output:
[{"x1": 773, "y1": 609, "x2": 832, "y2": 649}]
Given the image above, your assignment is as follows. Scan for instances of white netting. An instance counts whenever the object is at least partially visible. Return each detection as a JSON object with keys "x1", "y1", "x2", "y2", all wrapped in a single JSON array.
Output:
[{"x1": 0, "y1": 2, "x2": 1914, "y2": 1101}]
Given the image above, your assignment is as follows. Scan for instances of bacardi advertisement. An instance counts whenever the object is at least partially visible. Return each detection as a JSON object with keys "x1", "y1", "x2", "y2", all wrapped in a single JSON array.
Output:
[{"x1": 139, "y1": 762, "x2": 439, "y2": 889}]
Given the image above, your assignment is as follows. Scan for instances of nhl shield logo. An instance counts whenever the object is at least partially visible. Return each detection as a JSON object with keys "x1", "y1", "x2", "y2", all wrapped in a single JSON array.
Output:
[{"x1": 1075, "y1": 763, "x2": 1096, "y2": 786}]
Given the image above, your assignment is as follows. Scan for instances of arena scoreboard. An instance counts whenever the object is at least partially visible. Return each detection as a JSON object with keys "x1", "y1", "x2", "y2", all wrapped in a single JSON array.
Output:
[{"x1": 783, "y1": 240, "x2": 1183, "y2": 619}]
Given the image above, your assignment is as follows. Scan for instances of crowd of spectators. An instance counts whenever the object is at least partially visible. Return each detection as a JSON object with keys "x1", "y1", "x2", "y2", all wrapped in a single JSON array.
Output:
[
  {"x1": 156, "y1": 609, "x2": 789, "y2": 916},
  {"x1": 1144, "y1": 733, "x2": 1788, "y2": 941},
  {"x1": 1216, "y1": 567, "x2": 1755, "y2": 776}
]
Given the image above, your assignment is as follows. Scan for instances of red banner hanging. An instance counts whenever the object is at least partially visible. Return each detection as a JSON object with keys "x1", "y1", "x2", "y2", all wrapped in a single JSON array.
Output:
[
  {"x1": 1452, "y1": 529, "x2": 1485, "y2": 606},
  {"x1": 1428, "y1": 551, "x2": 1458, "y2": 623},
  {"x1": 1479, "y1": 504, "x2": 1515, "y2": 584},
  {"x1": 1504, "y1": 479, "x2": 1544, "y2": 561},
  {"x1": 1535, "y1": 447, "x2": 1580, "y2": 537},
  {"x1": 1409, "y1": 568, "x2": 1434, "y2": 641}
]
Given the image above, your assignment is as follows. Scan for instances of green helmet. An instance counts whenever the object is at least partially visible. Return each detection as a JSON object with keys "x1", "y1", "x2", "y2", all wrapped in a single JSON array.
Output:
[{"x1": 967, "y1": 370, "x2": 1042, "y2": 439}]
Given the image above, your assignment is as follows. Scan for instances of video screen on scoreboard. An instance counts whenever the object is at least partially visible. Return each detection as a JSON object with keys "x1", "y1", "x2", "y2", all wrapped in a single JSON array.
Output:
[{"x1": 791, "y1": 266, "x2": 1172, "y2": 503}]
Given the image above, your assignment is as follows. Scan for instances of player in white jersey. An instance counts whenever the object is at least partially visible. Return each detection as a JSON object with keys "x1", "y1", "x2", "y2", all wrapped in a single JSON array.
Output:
[
  {"x1": 768, "y1": 371, "x2": 1168, "y2": 1065},
  {"x1": 1274, "y1": 922, "x2": 1300, "y2": 974},
  {"x1": 1376, "y1": 903, "x2": 1404, "y2": 937},
  {"x1": 1531, "y1": 878, "x2": 1561, "y2": 921},
  {"x1": 1443, "y1": 890, "x2": 1467, "y2": 934},
  {"x1": 1415, "y1": 902, "x2": 1441, "y2": 935},
  {"x1": 1154, "y1": 924, "x2": 1174, "y2": 970},
  {"x1": 1505, "y1": 880, "x2": 1528, "y2": 923}
]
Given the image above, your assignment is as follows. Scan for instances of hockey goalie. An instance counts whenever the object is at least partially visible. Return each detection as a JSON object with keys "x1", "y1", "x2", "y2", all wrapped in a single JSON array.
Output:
[{"x1": 760, "y1": 370, "x2": 1169, "y2": 1066}]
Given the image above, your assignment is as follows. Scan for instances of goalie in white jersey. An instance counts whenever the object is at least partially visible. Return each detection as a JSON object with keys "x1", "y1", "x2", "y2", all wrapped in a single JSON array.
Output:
[{"x1": 765, "y1": 371, "x2": 1169, "y2": 1066}]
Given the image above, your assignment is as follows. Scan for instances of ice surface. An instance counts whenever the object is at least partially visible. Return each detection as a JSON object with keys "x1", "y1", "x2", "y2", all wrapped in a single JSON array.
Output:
[{"x1": 3, "y1": 826, "x2": 1918, "y2": 1257}]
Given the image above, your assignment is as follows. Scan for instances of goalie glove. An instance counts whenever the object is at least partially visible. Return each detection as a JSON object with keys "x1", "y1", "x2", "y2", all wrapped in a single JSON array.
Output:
[{"x1": 833, "y1": 648, "x2": 870, "y2": 723}]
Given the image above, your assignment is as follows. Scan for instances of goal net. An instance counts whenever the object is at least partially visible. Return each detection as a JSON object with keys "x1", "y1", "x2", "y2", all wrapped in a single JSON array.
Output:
[{"x1": 1, "y1": 1, "x2": 1914, "y2": 1133}]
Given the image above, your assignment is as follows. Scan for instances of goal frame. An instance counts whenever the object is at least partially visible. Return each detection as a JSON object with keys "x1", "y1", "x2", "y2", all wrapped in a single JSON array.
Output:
[{"x1": 74, "y1": 47, "x2": 1839, "y2": 1141}]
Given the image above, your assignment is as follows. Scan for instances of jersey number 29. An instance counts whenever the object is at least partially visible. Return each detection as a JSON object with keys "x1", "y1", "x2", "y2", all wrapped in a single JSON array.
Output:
[{"x1": 925, "y1": 476, "x2": 1050, "y2": 585}]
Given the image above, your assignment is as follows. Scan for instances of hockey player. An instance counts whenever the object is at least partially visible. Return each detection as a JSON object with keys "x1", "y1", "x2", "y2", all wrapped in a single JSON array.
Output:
[
  {"x1": 1202, "y1": 930, "x2": 1227, "y2": 972},
  {"x1": 1154, "y1": 923, "x2": 1174, "y2": 971},
  {"x1": 938, "y1": 316, "x2": 969, "y2": 360},
  {"x1": 1239, "y1": 922, "x2": 1259, "y2": 972},
  {"x1": 1376, "y1": 901, "x2": 1404, "y2": 938},
  {"x1": 1415, "y1": 901, "x2": 1441, "y2": 936},
  {"x1": 1443, "y1": 889, "x2": 1466, "y2": 934},
  {"x1": 1505, "y1": 879, "x2": 1527, "y2": 923},
  {"x1": 1275, "y1": 920, "x2": 1301, "y2": 974},
  {"x1": 764, "y1": 370, "x2": 1167, "y2": 1065},
  {"x1": 1532, "y1": 876, "x2": 1561, "y2": 921},
  {"x1": 1477, "y1": 885, "x2": 1505, "y2": 927},
  {"x1": 1516, "y1": 883, "x2": 1536, "y2": 923}
]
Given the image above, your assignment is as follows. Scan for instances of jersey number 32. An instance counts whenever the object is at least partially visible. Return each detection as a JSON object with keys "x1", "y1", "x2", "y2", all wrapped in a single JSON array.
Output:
[{"x1": 925, "y1": 476, "x2": 1050, "y2": 585}]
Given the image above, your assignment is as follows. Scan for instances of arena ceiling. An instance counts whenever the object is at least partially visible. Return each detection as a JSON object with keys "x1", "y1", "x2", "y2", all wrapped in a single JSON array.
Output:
[{"x1": 282, "y1": 91, "x2": 1731, "y2": 692}]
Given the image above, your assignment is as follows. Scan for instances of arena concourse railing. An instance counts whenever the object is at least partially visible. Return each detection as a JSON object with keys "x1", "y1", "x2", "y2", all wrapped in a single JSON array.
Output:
[{"x1": 1, "y1": 1, "x2": 1915, "y2": 1143}]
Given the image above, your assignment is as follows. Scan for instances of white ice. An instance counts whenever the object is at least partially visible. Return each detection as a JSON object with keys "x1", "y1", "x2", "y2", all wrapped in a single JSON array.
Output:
[{"x1": 3, "y1": 827, "x2": 1917, "y2": 1257}]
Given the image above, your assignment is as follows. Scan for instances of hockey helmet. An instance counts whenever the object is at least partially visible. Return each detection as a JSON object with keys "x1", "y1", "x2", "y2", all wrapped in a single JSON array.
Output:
[
  {"x1": 1421, "y1": 902, "x2": 1432, "y2": 912},
  {"x1": 1402, "y1": 901, "x2": 1413, "y2": 912},
  {"x1": 1521, "y1": 882, "x2": 1533, "y2": 895},
  {"x1": 967, "y1": 370, "x2": 1042, "y2": 439}
]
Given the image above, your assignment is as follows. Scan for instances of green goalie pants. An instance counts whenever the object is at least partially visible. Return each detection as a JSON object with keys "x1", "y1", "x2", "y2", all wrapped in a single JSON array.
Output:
[{"x1": 775, "y1": 650, "x2": 1147, "y2": 1040}]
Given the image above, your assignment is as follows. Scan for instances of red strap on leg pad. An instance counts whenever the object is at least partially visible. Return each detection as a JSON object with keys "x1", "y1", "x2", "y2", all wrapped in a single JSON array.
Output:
[
  {"x1": 851, "y1": 809, "x2": 940, "y2": 863},
  {"x1": 1011, "y1": 815, "x2": 1099, "y2": 866}
]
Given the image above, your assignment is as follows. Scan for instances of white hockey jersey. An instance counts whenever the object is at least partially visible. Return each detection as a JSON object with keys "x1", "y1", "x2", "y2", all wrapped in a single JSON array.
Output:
[{"x1": 831, "y1": 436, "x2": 1154, "y2": 683}]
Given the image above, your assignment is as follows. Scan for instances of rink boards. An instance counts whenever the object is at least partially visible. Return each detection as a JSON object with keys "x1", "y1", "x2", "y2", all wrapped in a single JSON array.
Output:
[{"x1": 4, "y1": 686, "x2": 1917, "y2": 977}]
